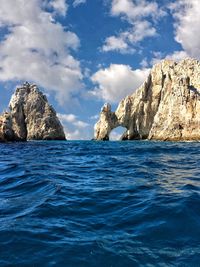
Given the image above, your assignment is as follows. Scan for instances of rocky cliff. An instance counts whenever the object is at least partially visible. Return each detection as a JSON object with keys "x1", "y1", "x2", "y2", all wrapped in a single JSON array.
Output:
[
  {"x1": 94, "y1": 58, "x2": 200, "y2": 141},
  {"x1": 0, "y1": 82, "x2": 66, "y2": 142}
]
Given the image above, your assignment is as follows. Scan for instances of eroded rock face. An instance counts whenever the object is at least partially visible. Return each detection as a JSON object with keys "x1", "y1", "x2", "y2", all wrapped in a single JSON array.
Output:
[
  {"x1": 0, "y1": 112, "x2": 15, "y2": 142},
  {"x1": 94, "y1": 103, "x2": 118, "y2": 141},
  {"x1": 94, "y1": 58, "x2": 200, "y2": 141},
  {"x1": 0, "y1": 82, "x2": 66, "y2": 141}
]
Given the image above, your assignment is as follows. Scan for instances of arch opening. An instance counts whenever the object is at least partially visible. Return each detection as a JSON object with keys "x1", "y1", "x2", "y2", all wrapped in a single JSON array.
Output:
[{"x1": 109, "y1": 126, "x2": 127, "y2": 141}]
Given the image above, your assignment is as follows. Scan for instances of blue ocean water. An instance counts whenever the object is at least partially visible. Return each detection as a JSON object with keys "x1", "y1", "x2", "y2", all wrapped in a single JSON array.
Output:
[{"x1": 0, "y1": 141, "x2": 200, "y2": 267}]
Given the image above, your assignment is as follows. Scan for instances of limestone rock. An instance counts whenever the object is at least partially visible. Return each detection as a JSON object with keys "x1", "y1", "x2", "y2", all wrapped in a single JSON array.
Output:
[
  {"x1": 94, "y1": 103, "x2": 118, "y2": 141},
  {"x1": 0, "y1": 82, "x2": 66, "y2": 141},
  {"x1": 0, "y1": 112, "x2": 15, "y2": 142},
  {"x1": 94, "y1": 58, "x2": 200, "y2": 141}
]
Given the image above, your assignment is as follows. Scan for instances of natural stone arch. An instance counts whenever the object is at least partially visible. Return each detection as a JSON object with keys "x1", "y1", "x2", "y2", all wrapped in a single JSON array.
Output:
[
  {"x1": 94, "y1": 102, "x2": 138, "y2": 141},
  {"x1": 94, "y1": 101, "x2": 143, "y2": 141}
]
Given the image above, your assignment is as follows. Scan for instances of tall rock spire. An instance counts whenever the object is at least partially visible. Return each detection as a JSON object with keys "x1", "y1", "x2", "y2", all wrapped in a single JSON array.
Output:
[{"x1": 0, "y1": 82, "x2": 66, "y2": 142}]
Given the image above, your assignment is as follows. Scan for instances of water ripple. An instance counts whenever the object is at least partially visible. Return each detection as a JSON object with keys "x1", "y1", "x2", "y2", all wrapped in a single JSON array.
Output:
[{"x1": 0, "y1": 141, "x2": 200, "y2": 266}]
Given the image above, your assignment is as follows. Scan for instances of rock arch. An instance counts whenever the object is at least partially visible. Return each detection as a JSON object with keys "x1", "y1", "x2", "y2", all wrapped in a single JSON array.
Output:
[
  {"x1": 94, "y1": 100, "x2": 144, "y2": 141},
  {"x1": 94, "y1": 59, "x2": 200, "y2": 141}
]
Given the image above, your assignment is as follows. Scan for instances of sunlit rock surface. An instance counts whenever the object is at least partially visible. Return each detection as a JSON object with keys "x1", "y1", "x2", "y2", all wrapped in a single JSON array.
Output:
[
  {"x1": 0, "y1": 82, "x2": 66, "y2": 141},
  {"x1": 94, "y1": 58, "x2": 200, "y2": 141},
  {"x1": 0, "y1": 112, "x2": 15, "y2": 142}
]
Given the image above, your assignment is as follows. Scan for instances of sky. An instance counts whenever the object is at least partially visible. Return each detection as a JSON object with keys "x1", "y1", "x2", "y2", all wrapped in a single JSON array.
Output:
[{"x1": 0, "y1": 0, "x2": 199, "y2": 140}]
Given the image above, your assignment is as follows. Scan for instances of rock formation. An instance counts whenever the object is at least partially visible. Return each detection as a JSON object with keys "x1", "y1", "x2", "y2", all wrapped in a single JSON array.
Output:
[
  {"x1": 0, "y1": 112, "x2": 15, "y2": 142},
  {"x1": 94, "y1": 58, "x2": 200, "y2": 141},
  {"x1": 0, "y1": 82, "x2": 66, "y2": 142}
]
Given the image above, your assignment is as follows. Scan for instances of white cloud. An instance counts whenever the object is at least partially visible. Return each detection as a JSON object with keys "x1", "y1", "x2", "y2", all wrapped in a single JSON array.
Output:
[
  {"x1": 165, "y1": 50, "x2": 189, "y2": 61},
  {"x1": 50, "y1": 0, "x2": 68, "y2": 16},
  {"x1": 58, "y1": 113, "x2": 90, "y2": 140},
  {"x1": 58, "y1": 113, "x2": 89, "y2": 128},
  {"x1": 90, "y1": 114, "x2": 99, "y2": 120},
  {"x1": 123, "y1": 21, "x2": 156, "y2": 43},
  {"x1": 109, "y1": 126, "x2": 127, "y2": 140},
  {"x1": 102, "y1": 36, "x2": 131, "y2": 54},
  {"x1": 66, "y1": 129, "x2": 83, "y2": 140},
  {"x1": 91, "y1": 64, "x2": 150, "y2": 103},
  {"x1": 103, "y1": 21, "x2": 156, "y2": 53},
  {"x1": 74, "y1": 120, "x2": 89, "y2": 128},
  {"x1": 140, "y1": 58, "x2": 149, "y2": 68},
  {"x1": 111, "y1": 0, "x2": 163, "y2": 21},
  {"x1": 151, "y1": 50, "x2": 189, "y2": 66},
  {"x1": 58, "y1": 113, "x2": 77, "y2": 123},
  {"x1": 73, "y1": 0, "x2": 86, "y2": 8},
  {"x1": 0, "y1": 0, "x2": 83, "y2": 105},
  {"x1": 170, "y1": 0, "x2": 200, "y2": 59},
  {"x1": 109, "y1": 131, "x2": 122, "y2": 141},
  {"x1": 102, "y1": 0, "x2": 165, "y2": 53}
]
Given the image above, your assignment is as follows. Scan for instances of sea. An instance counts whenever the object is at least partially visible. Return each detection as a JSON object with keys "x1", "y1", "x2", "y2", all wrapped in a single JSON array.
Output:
[{"x1": 0, "y1": 140, "x2": 200, "y2": 267}]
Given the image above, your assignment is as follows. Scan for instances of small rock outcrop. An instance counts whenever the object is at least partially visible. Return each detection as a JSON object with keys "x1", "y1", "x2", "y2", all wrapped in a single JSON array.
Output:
[
  {"x1": 0, "y1": 112, "x2": 15, "y2": 142},
  {"x1": 94, "y1": 58, "x2": 200, "y2": 141},
  {"x1": 0, "y1": 82, "x2": 66, "y2": 142}
]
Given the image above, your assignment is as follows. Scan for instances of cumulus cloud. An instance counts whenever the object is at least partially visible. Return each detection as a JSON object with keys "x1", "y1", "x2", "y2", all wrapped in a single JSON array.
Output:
[
  {"x1": 0, "y1": 0, "x2": 83, "y2": 105},
  {"x1": 140, "y1": 58, "x2": 149, "y2": 68},
  {"x1": 50, "y1": 0, "x2": 68, "y2": 16},
  {"x1": 58, "y1": 113, "x2": 90, "y2": 139},
  {"x1": 58, "y1": 113, "x2": 89, "y2": 128},
  {"x1": 166, "y1": 51, "x2": 189, "y2": 61},
  {"x1": 90, "y1": 114, "x2": 99, "y2": 120},
  {"x1": 102, "y1": 36, "x2": 131, "y2": 54},
  {"x1": 73, "y1": 0, "x2": 87, "y2": 8},
  {"x1": 103, "y1": 21, "x2": 156, "y2": 54},
  {"x1": 111, "y1": 0, "x2": 163, "y2": 20},
  {"x1": 102, "y1": 0, "x2": 165, "y2": 53},
  {"x1": 151, "y1": 50, "x2": 189, "y2": 66},
  {"x1": 90, "y1": 64, "x2": 149, "y2": 103},
  {"x1": 169, "y1": 0, "x2": 200, "y2": 59}
]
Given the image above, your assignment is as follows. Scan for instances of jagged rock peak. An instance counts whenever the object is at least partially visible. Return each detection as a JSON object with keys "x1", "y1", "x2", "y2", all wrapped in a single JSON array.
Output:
[
  {"x1": 0, "y1": 82, "x2": 66, "y2": 142},
  {"x1": 94, "y1": 58, "x2": 200, "y2": 141}
]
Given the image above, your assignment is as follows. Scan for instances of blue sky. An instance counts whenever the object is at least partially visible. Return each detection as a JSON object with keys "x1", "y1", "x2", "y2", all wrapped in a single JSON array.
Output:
[{"x1": 0, "y1": 0, "x2": 199, "y2": 139}]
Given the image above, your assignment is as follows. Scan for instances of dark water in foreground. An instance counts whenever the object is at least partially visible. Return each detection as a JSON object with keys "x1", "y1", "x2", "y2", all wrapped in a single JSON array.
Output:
[{"x1": 0, "y1": 141, "x2": 200, "y2": 267}]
